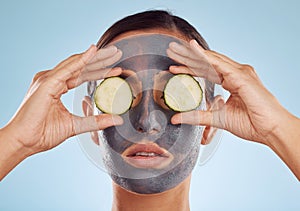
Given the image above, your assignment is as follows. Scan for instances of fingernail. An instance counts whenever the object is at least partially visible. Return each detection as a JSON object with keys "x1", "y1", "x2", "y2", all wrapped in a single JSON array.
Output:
[
  {"x1": 112, "y1": 66, "x2": 122, "y2": 71},
  {"x1": 116, "y1": 49, "x2": 122, "y2": 54},
  {"x1": 190, "y1": 39, "x2": 198, "y2": 45},
  {"x1": 171, "y1": 115, "x2": 180, "y2": 125},
  {"x1": 83, "y1": 45, "x2": 97, "y2": 61},
  {"x1": 105, "y1": 45, "x2": 118, "y2": 52},
  {"x1": 107, "y1": 67, "x2": 122, "y2": 77},
  {"x1": 190, "y1": 40, "x2": 205, "y2": 51},
  {"x1": 86, "y1": 44, "x2": 96, "y2": 52},
  {"x1": 169, "y1": 42, "x2": 179, "y2": 48}
]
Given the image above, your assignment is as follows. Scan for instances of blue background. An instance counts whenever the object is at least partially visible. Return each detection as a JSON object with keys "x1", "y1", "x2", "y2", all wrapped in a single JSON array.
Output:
[{"x1": 0, "y1": 0, "x2": 299, "y2": 210}]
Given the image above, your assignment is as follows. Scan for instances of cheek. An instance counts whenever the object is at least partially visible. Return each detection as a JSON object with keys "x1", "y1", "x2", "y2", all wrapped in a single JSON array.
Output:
[
  {"x1": 102, "y1": 127, "x2": 131, "y2": 154},
  {"x1": 101, "y1": 123, "x2": 202, "y2": 164},
  {"x1": 160, "y1": 124, "x2": 202, "y2": 155},
  {"x1": 99, "y1": 90, "x2": 203, "y2": 166}
]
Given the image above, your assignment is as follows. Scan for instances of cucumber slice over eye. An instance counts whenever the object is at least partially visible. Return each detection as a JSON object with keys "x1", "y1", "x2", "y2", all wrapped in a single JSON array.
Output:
[
  {"x1": 164, "y1": 74, "x2": 203, "y2": 112},
  {"x1": 94, "y1": 77, "x2": 133, "y2": 115}
]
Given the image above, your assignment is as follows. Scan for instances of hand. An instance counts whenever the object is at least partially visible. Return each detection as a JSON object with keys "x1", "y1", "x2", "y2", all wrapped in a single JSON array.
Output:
[
  {"x1": 2, "y1": 45, "x2": 123, "y2": 155},
  {"x1": 167, "y1": 40, "x2": 300, "y2": 180},
  {"x1": 167, "y1": 40, "x2": 290, "y2": 146}
]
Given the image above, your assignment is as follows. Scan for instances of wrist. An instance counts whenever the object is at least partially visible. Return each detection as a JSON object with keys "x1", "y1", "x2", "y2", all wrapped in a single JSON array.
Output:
[
  {"x1": 0, "y1": 127, "x2": 33, "y2": 180},
  {"x1": 266, "y1": 109, "x2": 300, "y2": 180},
  {"x1": 0, "y1": 126, "x2": 34, "y2": 157},
  {"x1": 267, "y1": 109, "x2": 298, "y2": 148}
]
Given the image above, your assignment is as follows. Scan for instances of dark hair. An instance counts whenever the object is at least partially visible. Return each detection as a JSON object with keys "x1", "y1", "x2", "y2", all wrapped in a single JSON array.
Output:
[
  {"x1": 91, "y1": 10, "x2": 214, "y2": 102},
  {"x1": 97, "y1": 10, "x2": 209, "y2": 49}
]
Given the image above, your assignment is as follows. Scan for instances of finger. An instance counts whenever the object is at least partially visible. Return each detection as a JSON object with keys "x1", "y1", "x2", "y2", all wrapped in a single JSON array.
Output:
[
  {"x1": 51, "y1": 45, "x2": 98, "y2": 81},
  {"x1": 37, "y1": 45, "x2": 97, "y2": 84},
  {"x1": 81, "y1": 67, "x2": 122, "y2": 80},
  {"x1": 209, "y1": 50, "x2": 241, "y2": 68},
  {"x1": 171, "y1": 109, "x2": 225, "y2": 129},
  {"x1": 32, "y1": 70, "x2": 50, "y2": 84},
  {"x1": 167, "y1": 48, "x2": 207, "y2": 70},
  {"x1": 168, "y1": 42, "x2": 193, "y2": 58},
  {"x1": 67, "y1": 67, "x2": 122, "y2": 89},
  {"x1": 189, "y1": 40, "x2": 207, "y2": 58},
  {"x1": 72, "y1": 114, "x2": 124, "y2": 135},
  {"x1": 88, "y1": 45, "x2": 120, "y2": 64},
  {"x1": 169, "y1": 65, "x2": 222, "y2": 84},
  {"x1": 190, "y1": 40, "x2": 242, "y2": 77},
  {"x1": 207, "y1": 54, "x2": 239, "y2": 77},
  {"x1": 171, "y1": 110, "x2": 212, "y2": 126},
  {"x1": 37, "y1": 46, "x2": 97, "y2": 97},
  {"x1": 171, "y1": 40, "x2": 211, "y2": 67},
  {"x1": 84, "y1": 50, "x2": 122, "y2": 72},
  {"x1": 203, "y1": 50, "x2": 253, "y2": 92},
  {"x1": 66, "y1": 47, "x2": 122, "y2": 89},
  {"x1": 188, "y1": 40, "x2": 223, "y2": 82},
  {"x1": 189, "y1": 39, "x2": 241, "y2": 72},
  {"x1": 167, "y1": 44, "x2": 222, "y2": 83},
  {"x1": 169, "y1": 65, "x2": 196, "y2": 75},
  {"x1": 53, "y1": 54, "x2": 79, "y2": 70}
]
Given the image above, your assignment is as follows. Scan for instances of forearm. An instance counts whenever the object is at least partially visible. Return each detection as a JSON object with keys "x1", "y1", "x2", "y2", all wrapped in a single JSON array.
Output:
[
  {"x1": 0, "y1": 127, "x2": 32, "y2": 181},
  {"x1": 267, "y1": 109, "x2": 300, "y2": 181}
]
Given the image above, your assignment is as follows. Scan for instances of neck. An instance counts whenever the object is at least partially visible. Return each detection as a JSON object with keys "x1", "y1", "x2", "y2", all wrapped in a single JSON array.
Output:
[{"x1": 112, "y1": 175, "x2": 191, "y2": 211}]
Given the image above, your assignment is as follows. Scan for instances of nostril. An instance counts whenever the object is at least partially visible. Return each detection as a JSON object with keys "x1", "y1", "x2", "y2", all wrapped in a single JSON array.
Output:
[
  {"x1": 136, "y1": 126, "x2": 160, "y2": 134},
  {"x1": 137, "y1": 126, "x2": 145, "y2": 133},
  {"x1": 135, "y1": 110, "x2": 167, "y2": 134},
  {"x1": 149, "y1": 128, "x2": 160, "y2": 135}
]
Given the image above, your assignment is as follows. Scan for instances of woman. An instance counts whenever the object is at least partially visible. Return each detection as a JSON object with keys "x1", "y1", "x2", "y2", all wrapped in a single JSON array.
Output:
[{"x1": 0, "y1": 9, "x2": 299, "y2": 210}]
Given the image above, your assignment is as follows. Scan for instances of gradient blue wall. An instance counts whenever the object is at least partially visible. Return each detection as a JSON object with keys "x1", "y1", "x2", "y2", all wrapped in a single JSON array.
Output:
[{"x1": 0, "y1": 0, "x2": 299, "y2": 210}]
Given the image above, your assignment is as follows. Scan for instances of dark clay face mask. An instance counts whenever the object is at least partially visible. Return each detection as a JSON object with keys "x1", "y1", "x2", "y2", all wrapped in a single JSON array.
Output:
[
  {"x1": 74, "y1": 34, "x2": 216, "y2": 194},
  {"x1": 91, "y1": 34, "x2": 206, "y2": 194}
]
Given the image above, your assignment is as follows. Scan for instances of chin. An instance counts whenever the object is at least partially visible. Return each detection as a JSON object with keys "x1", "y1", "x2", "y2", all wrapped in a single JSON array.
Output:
[{"x1": 107, "y1": 143, "x2": 200, "y2": 194}]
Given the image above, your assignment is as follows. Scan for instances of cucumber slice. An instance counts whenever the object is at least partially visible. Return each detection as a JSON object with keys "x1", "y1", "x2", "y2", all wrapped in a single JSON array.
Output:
[
  {"x1": 164, "y1": 74, "x2": 203, "y2": 112},
  {"x1": 94, "y1": 77, "x2": 133, "y2": 115}
]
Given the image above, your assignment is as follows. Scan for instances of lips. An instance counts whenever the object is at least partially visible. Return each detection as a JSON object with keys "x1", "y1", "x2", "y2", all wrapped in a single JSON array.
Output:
[{"x1": 122, "y1": 142, "x2": 174, "y2": 169}]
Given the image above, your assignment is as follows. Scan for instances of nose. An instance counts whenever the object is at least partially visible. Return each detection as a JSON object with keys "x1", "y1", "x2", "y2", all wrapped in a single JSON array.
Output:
[{"x1": 131, "y1": 90, "x2": 167, "y2": 134}]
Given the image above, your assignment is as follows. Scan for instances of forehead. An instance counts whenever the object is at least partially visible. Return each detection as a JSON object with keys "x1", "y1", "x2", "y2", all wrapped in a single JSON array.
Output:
[
  {"x1": 117, "y1": 55, "x2": 176, "y2": 89},
  {"x1": 109, "y1": 33, "x2": 183, "y2": 78},
  {"x1": 111, "y1": 28, "x2": 189, "y2": 43},
  {"x1": 109, "y1": 33, "x2": 184, "y2": 61},
  {"x1": 117, "y1": 55, "x2": 176, "y2": 73},
  {"x1": 105, "y1": 32, "x2": 207, "y2": 93}
]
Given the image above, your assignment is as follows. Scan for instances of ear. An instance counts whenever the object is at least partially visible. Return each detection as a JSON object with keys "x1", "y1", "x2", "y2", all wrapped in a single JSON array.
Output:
[
  {"x1": 82, "y1": 96, "x2": 100, "y2": 145},
  {"x1": 201, "y1": 95, "x2": 224, "y2": 145}
]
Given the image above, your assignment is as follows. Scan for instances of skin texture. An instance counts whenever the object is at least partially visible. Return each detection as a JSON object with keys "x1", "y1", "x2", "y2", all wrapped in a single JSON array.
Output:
[
  {"x1": 98, "y1": 51, "x2": 204, "y2": 193},
  {"x1": 168, "y1": 39, "x2": 300, "y2": 180},
  {"x1": 82, "y1": 31, "x2": 217, "y2": 210},
  {"x1": 112, "y1": 175, "x2": 191, "y2": 211},
  {"x1": 0, "y1": 45, "x2": 125, "y2": 180},
  {"x1": 0, "y1": 28, "x2": 299, "y2": 211}
]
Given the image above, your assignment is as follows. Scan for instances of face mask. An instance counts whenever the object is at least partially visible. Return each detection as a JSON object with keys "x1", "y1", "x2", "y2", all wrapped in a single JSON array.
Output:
[{"x1": 73, "y1": 34, "x2": 222, "y2": 194}]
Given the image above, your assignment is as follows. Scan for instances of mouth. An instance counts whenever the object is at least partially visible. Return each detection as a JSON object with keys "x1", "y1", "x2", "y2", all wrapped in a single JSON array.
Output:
[{"x1": 121, "y1": 142, "x2": 174, "y2": 169}]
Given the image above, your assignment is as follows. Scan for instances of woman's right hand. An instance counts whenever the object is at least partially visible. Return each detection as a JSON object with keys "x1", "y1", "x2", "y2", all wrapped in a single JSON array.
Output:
[
  {"x1": 0, "y1": 44, "x2": 124, "y2": 180},
  {"x1": 167, "y1": 40, "x2": 300, "y2": 179},
  {"x1": 8, "y1": 45, "x2": 124, "y2": 154}
]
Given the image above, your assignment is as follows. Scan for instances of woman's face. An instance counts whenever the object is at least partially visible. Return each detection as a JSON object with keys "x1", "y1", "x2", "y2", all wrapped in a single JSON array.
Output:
[{"x1": 95, "y1": 30, "x2": 207, "y2": 194}]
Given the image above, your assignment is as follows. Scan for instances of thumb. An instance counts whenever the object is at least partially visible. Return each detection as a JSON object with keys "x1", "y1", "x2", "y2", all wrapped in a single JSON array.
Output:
[
  {"x1": 171, "y1": 96, "x2": 225, "y2": 129},
  {"x1": 72, "y1": 114, "x2": 124, "y2": 136},
  {"x1": 171, "y1": 109, "x2": 225, "y2": 129},
  {"x1": 171, "y1": 110, "x2": 212, "y2": 126}
]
